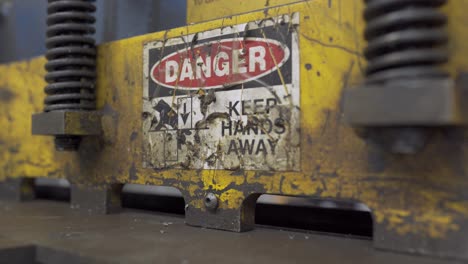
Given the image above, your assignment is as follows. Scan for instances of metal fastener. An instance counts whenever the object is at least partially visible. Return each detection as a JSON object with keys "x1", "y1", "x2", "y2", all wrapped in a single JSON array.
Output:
[{"x1": 204, "y1": 193, "x2": 218, "y2": 211}]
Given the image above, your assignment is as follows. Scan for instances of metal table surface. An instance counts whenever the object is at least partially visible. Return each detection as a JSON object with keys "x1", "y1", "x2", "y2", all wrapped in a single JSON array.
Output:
[{"x1": 0, "y1": 201, "x2": 462, "y2": 264}]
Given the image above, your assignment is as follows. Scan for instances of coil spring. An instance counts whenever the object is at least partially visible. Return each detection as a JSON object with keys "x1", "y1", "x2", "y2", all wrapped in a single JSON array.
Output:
[
  {"x1": 364, "y1": 0, "x2": 449, "y2": 84},
  {"x1": 45, "y1": 0, "x2": 96, "y2": 112},
  {"x1": 45, "y1": 0, "x2": 97, "y2": 150}
]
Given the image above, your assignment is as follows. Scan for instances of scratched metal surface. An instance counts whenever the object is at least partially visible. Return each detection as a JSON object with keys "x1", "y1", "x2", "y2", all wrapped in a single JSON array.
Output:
[
  {"x1": 1, "y1": 0, "x2": 468, "y2": 260},
  {"x1": 0, "y1": 200, "x2": 462, "y2": 264}
]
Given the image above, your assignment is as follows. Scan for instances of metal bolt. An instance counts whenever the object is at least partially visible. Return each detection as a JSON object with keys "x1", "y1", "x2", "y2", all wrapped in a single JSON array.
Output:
[
  {"x1": 204, "y1": 193, "x2": 218, "y2": 211},
  {"x1": 388, "y1": 128, "x2": 428, "y2": 154},
  {"x1": 55, "y1": 135, "x2": 81, "y2": 151},
  {"x1": 366, "y1": 127, "x2": 429, "y2": 155}
]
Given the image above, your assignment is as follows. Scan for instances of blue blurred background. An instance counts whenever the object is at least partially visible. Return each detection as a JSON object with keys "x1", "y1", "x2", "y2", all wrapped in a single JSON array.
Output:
[{"x1": 0, "y1": 0, "x2": 186, "y2": 63}]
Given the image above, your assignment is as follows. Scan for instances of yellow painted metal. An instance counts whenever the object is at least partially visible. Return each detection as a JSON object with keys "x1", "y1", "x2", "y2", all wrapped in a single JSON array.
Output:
[
  {"x1": 187, "y1": 0, "x2": 307, "y2": 23},
  {"x1": 1, "y1": 0, "x2": 468, "y2": 243}
]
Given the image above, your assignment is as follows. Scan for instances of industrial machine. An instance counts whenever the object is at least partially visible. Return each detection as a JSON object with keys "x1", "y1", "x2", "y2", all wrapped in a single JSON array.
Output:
[{"x1": 1, "y1": 0, "x2": 468, "y2": 263}]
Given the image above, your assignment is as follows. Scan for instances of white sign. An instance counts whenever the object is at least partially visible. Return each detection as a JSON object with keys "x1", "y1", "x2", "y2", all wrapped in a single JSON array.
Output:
[{"x1": 143, "y1": 14, "x2": 300, "y2": 171}]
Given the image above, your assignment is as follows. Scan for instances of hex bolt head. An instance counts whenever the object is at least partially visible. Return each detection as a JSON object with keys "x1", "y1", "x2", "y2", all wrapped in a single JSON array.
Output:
[{"x1": 204, "y1": 193, "x2": 219, "y2": 211}]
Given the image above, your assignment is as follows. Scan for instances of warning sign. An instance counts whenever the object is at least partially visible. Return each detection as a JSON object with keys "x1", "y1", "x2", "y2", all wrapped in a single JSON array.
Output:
[{"x1": 143, "y1": 14, "x2": 300, "y2": 171}]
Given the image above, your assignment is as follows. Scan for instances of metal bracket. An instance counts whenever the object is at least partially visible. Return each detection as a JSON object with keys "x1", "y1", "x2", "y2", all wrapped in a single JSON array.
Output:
[
  {"x1": 31, "y1": 111, "x2": 101, "y2": 136},
  {"x1": 71, "y1": 184, "x2": 123, "y2": 215},
  {"x1": 344, "y1": 78, "x2": 468, "y2": 126}
]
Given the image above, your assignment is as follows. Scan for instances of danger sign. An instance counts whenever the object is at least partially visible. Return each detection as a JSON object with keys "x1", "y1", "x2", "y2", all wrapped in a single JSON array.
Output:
[
  {"x1": 150, "y1": 38, "x2": 289, "y2": 90},
  {"x1": 142, "y1": 14, "x2": 300, "y2": 171}
]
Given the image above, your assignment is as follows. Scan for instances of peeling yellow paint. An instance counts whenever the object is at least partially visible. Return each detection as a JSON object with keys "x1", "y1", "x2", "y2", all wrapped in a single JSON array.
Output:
[
  {"x1": 202, "y1": 172, "x2": 245, "y2": 192},
  {"x1": 220, "y1": 189, "x2": 245, "y2": 209},
  {"x1": 187, "y1": 0, "x2": 307, "y2": 24},
  {"x1": 445, "y1": 201, "x2": 468, "y2": 218},
  {"x1": 375, "y1": 209, "x2": 460, "y2": 239},
  {"x1": 1, "y1": 0, "x2": 468, "y2": 240}
]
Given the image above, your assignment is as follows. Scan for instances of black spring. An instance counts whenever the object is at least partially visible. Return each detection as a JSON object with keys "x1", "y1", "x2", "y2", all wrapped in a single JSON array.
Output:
[
  {"x1": 45, "y1": 0, "x2": 97, "y2": 150},
  {"x1": 363, "y1": 0, "x2": 449, "y2": 84},
  {"x1": 45, "y1": 0, "x2": 96, "y2": 111}
]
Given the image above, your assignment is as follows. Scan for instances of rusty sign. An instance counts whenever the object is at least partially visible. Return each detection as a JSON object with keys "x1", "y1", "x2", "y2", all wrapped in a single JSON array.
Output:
[{"x1": 142, "y1": 14, "x2": 300, "y2": 171}]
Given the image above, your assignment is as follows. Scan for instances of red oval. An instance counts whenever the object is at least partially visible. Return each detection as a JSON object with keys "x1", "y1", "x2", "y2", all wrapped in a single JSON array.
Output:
[{"x1": 151, "y1": 38, "x2": 289, "y2": 89}]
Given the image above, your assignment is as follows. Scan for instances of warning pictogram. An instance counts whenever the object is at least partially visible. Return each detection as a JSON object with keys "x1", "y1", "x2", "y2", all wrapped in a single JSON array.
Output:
[{"x1": 177, "y1": 98, "x2": 192, "y2": 129}]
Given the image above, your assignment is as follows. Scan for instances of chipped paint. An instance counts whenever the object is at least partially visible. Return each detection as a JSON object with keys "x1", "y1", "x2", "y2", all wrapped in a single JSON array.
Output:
[
  {"x1": 0, "y1": 87, "x2": 15, "y2": 102},
  {"x1": 375, "y1": 209, "x2": 460, "y2": 239},
  {"x1": 186, "y1": 0, "x2": 308, "y2": 23},
  {"x1": 0, "y1": 1, "x2": 468, "y2": 252}
]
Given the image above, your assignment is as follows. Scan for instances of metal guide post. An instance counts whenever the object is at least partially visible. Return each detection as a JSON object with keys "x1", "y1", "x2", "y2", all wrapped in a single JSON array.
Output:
[{"x1": 32, "y1": 0, "x2": 101, "y2": 151}]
